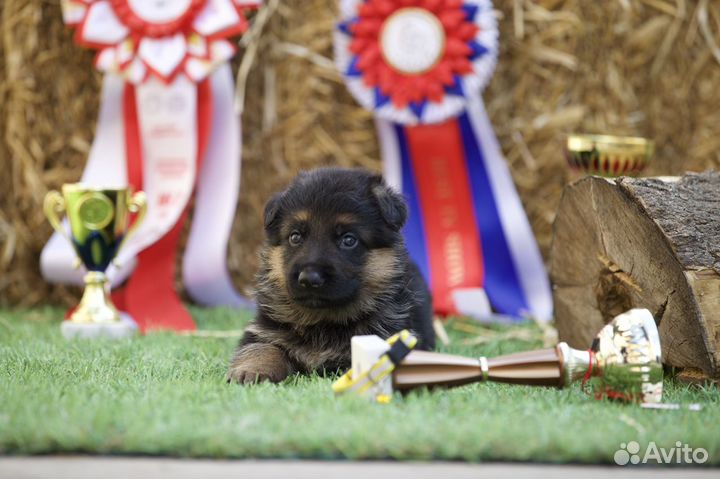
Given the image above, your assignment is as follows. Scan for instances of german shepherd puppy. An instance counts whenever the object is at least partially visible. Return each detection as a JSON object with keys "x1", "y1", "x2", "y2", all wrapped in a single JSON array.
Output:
[{"x1": 227, "y1": 168, "x2": 434, "y2": 384}]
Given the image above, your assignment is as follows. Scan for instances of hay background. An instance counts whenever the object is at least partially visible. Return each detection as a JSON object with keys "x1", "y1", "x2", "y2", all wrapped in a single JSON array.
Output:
[{"x1": 1, "y1": 0, "x2": 719, "y2": 307}]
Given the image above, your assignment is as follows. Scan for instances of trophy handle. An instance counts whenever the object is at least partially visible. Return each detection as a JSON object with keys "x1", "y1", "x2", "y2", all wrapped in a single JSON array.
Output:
[
  {"x1": 119, "y1": 191, "x2": 147, "y2": 254},
  {"x1": 44, "y1": 190, "x2": 71, "y2": 245}
]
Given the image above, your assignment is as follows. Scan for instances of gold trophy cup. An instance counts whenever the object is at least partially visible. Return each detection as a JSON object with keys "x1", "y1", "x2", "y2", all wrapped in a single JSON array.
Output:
[{"x1": 44, "y1": 183, "x2": 146, "y2": 339}]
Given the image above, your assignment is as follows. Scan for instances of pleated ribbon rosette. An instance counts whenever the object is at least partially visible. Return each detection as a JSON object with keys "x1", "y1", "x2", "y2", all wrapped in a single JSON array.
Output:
[
  {"x1": 334, "y1": 0, "x2": 552, "y2": 321},
  {"x1": 42, "y1": 0, "x2": 261, "y2": 332}
]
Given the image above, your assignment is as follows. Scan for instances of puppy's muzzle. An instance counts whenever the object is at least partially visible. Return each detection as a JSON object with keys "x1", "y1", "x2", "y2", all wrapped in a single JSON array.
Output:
[{"x1": 298, "y1": 266, "x2": 326, "y2": 288}]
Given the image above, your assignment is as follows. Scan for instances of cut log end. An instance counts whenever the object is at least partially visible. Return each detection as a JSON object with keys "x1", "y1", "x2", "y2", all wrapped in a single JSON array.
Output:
[{"x1": 551, "y1": 172, "x2": 720, "y2": 379}]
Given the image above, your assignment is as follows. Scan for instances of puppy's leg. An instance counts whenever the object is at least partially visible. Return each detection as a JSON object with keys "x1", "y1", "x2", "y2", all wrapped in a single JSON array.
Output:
[{"x1": 227, "y1": 340, "x2": 293, "y2": 385}]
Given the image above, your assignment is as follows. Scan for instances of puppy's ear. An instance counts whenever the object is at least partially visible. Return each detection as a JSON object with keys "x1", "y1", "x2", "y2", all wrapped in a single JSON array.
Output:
[
  {"x1": 370, "y1": 176, "x2": 407, "y2": 231},
  {"x1": 263, "y1": 193, "x2": 284, "y2": 233}
]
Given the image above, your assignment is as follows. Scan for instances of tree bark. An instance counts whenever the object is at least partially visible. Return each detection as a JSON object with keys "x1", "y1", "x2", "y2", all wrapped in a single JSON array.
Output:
[{"x1": 550, "y1": 172, "x2": 720, "y2": 379}]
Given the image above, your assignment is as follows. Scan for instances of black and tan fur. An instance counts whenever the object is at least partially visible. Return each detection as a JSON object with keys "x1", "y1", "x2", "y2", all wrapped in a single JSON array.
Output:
[{"x1": 227, "y1": 168, "x2": 434, "y2": 384}]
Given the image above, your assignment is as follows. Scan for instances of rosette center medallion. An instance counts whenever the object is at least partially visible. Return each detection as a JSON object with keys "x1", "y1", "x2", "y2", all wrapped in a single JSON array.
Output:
[{"x1": 380, "y1": 8, "x2": 445, "y2": 75}]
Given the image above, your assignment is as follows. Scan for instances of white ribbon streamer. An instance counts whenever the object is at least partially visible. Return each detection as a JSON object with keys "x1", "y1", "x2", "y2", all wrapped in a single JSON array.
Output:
[
  {"x1": 183, "y1": 64, "x2": 252, "y2": 308},
  {"x1": 465, "y1": 94, "x2": 553, "y2": 321},
  {"x1": 376, "y1": 118, "x2": 403, "y2": 192}
]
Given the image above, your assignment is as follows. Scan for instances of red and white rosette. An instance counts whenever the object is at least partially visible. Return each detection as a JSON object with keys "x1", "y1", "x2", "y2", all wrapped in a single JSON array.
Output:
[
  {"x1": 335, "y1": 0, "x2": 552, "y2": 322},
  {"x1": 42, "y1": 0, "x2": 261, "y2": 332}
]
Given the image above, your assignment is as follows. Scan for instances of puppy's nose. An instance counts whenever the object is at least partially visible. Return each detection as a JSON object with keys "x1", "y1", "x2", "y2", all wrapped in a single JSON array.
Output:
[{"x1": 298, "y1": 267, "x2": 325, "y2": 288}]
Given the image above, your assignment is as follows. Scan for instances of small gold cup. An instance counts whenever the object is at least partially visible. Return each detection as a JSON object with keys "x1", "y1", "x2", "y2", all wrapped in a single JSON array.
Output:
[
  {"x1": 565, "y1": 134, "x2": 654, "y2": 177},
  {"x1": 44, "y1": 184, "x2": 146, "y2": 330}
]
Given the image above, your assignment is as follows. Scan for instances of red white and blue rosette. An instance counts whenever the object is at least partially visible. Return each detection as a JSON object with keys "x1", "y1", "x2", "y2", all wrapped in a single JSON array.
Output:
[
  {"x1": 335, "y1": 0, "x2": 552, "y2": 321},
  {"x1": 335, "y1": 0, "x2": 497, "y2": 125}
]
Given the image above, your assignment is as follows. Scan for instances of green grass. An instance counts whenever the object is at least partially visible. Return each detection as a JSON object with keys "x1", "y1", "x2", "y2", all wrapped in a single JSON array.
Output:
[{"x1": 0, "y1": 306, "x2": 718, "y2": 464}]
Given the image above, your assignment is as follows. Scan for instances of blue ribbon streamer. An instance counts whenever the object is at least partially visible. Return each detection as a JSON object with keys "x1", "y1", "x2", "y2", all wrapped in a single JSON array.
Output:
[
  {"x1": 394, "y1": 116, "x2": 531, "y2": 318},
  {"x1": 458, "y1": 112, "x2": 530, "y2": 316},
  {"x1": 395, "y1": 124, "x2": 432, "y2": 288}
]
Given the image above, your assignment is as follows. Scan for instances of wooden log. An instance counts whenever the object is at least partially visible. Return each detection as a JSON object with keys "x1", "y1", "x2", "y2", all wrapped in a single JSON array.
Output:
[{"x1": 550, "y1": 172, "x2": 720, "y2": 379}]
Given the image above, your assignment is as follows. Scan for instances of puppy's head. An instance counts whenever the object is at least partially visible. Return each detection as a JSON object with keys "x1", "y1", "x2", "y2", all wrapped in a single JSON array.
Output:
[{"x1": 261, "y1": 168, "x2": 407, "y2": 313}]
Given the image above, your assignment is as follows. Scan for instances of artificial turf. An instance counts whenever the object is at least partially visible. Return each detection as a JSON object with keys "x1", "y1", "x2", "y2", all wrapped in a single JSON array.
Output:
[{"x1": 0, "y1": 306, "x2": 718, "y2": 464}]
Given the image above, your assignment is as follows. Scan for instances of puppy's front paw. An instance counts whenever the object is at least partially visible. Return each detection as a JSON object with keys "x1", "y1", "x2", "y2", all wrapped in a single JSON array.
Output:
[
  {"x1": 226, "y1": 343, "x2": 292, "y2": 385},
  {"x1": 226, "y1": 364, "x2": 284, "y2": 385}
]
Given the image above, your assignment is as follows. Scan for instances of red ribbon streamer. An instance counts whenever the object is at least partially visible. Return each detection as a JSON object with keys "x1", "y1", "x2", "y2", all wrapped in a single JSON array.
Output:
[
  {"x1": 113, "y1": 79, "x2": 213, "y2": 333},
  {"x1": 405, "y1": 118, "x2": 484, "y2": 316}
]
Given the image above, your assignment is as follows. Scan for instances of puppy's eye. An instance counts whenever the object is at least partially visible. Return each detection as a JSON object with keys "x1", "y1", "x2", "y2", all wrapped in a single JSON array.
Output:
[
  {"x1": 340, "y1": 233, "x2": 358, "y2": 249},
  {"x1": 289, "y1": 231, "x2": 303, "y2": 246}
]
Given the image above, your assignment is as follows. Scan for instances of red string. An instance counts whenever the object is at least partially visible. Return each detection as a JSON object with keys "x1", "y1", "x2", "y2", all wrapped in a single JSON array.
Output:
[
  {"x1": 581, "y1": 349, "x2": 594, "y2": 395},
  {"x1": 601, "y1": 389, "x2": 632, "y2": 402}
]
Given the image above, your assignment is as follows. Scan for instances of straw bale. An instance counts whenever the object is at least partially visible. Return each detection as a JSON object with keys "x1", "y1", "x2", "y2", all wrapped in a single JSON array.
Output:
[{"x1": 1, "y1": 0, "x2": 719, "y2": 307}]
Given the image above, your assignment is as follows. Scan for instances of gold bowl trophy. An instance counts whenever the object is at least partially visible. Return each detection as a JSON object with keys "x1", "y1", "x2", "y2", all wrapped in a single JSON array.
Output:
[
  {"x1": 336, "y1": 309, "x2": 663, "y2": 404},
  {"x1": 44, "y1": 183, "x2": 146, "y2": 339},
  {"x1": 565, "y1": 134, "x2": 654, "y2": 177}
]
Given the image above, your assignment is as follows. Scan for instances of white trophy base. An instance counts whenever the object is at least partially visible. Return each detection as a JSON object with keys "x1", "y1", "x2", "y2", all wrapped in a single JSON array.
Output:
[
  {"x1": 61, "y1": 313, "x2": 138, "y2": 340},
  {"x1": 351, "y1": 335, "x2": 393, "y2": 399}
]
